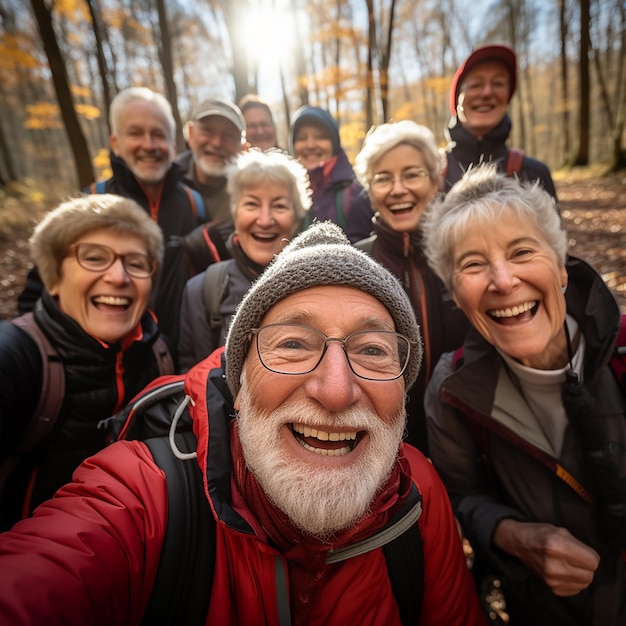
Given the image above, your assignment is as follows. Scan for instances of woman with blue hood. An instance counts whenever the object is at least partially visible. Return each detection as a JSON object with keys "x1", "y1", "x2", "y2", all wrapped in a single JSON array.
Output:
[{"x1": 289, "y1": 106, "x2": 374, "y2": 242}]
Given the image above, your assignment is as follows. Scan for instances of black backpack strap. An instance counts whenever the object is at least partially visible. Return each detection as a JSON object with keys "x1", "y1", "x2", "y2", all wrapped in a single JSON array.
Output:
[
  {"x1": 202, "y1": 260, "x2": 232, "y2": 330},
  {"x1": 151, "y1": 336, "x2": 174, "y2": 376},
  {"x1": 326, "y1": 482, "x2": 424, "y2": 625},
  {"x1": 382, "y1": 484, "x2": 424, "y2": 625},
  {"x1": 141, "y1": 431, "x2": 215, "y2": 626}
]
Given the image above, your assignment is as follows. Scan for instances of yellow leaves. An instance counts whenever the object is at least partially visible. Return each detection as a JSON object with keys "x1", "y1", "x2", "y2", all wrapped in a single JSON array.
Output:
[
  {"x1": 93, "y1": 148, "x2": 112, "y2": 179},
  {"x1": 24, "y1": 102, "x2": 63, "y2": 130},
  {"x1": 0, "y1": 35, "x2": 40, "y2": 71},
  {"x1": 55, "y1": 0, "x2": 90, "y2": 24},
  {"x1": 71, "y1": 85, "x2": 92, "y2": 99},
  {"x1": 24, "y1": 101, "x2": 102, "y2": 129},
  {"x1": 75, "y1": 104, "x2": 101, "y2": 121}
]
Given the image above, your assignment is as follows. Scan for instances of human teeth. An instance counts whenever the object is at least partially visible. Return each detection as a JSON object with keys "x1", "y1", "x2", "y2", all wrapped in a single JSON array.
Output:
[
  {"x1": 297, "y1": 439, "x2": 351, "y2": 456},
  {"x1": 292, "y1": 424, "x2": 357, "y2": 441},
  {"x1": 490, "y1": 301, "x2": 535, "y2": 318},
  {"x1": 93, "y1": 296, "x2": 130, "y2": 306}
]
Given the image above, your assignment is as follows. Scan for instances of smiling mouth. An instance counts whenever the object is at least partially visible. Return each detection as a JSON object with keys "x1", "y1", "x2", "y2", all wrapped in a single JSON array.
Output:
[
  {"x1": 291, "y1": 423, "x2": 360, "y2": 457},
  {"x1": 388, "y1": 202, "x2": 414, "y2": 215},
  {"x1": 92, "y1": 295, "x2": 132, "y2": 310},
  {"x1": 251, "y1": 233, "x2": 279, "y2": 242},
  {"x1": 488, "y1": 300, "x2": 538, "y2": 324}
]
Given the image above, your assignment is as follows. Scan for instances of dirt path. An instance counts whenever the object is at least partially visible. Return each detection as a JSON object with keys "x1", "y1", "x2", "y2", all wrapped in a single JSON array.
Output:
[{"x1": 0, "y1": 170, "x2": 625, "y2": 320}]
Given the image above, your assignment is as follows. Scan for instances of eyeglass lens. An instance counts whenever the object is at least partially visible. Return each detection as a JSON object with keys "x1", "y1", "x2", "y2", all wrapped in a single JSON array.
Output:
[
  {"x1": 74, "y1": 243, "x2": 154, "y2": 278},
  {"x1": 253, "y1": 324, "x2": 409, "y2": 381},
  {"x1": 371, "y1": 169, "x2": 429, "y2": 192}
]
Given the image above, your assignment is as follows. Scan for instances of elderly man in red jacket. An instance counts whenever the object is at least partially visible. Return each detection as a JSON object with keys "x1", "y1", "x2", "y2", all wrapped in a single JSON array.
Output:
[{"x1": 0, "y1": 222, "x2": 486, "y2": 626}]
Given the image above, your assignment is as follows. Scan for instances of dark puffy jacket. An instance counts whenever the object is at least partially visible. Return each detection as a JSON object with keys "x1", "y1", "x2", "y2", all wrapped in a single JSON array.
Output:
[
  {"x1": 445, "y1": 114, "x2": 558, "y2": 200},
  {"x1": 426, "y1": 256, "x2": 626, "y2": 625},
  {"x1": 357, "y1": 218, "x2": 470, "y2": 453},
  {"x1": 303, "y1": 149, "x2": 374, "y2": 242},
  {"x1": 0, "y1": 291, "x2": 172, "y2": 529}
]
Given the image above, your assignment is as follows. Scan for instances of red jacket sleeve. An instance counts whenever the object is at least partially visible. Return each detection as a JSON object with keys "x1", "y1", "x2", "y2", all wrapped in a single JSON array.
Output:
[
  {"x1": 0, "y1": 441, "x2": 168, "y2": 626},
  {"x1": 402, "y1": 444, "x2": 487, "y2": 626}
]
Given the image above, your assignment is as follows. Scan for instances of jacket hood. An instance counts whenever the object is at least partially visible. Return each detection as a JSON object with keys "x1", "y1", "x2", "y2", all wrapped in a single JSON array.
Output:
[{"x1": 289, "y1": 106, "x2": 340, "y2": 155}]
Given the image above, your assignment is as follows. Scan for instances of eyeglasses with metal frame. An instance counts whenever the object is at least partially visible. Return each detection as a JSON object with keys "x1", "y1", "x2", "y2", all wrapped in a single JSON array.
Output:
[
  {"x1": 370, "y1": 168, "x2": 431, "y2": 194},
  {"x1": 249, "y1": 323, "x2": 411, "y2": 381}
]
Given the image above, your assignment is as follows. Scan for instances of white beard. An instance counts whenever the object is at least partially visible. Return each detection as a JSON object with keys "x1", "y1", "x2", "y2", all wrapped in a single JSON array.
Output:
[
  {"x1": 236, "y1": 377, "x2": 406, "y2": 539},
  {"x1": 195, "y1": 152, "x2": 227, "y2": 178}
]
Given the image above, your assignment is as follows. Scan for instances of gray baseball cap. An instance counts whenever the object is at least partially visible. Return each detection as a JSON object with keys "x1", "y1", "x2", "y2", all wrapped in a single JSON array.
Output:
[{"x1": 190, "y1": 99, "x2": 246, "y2": 135}]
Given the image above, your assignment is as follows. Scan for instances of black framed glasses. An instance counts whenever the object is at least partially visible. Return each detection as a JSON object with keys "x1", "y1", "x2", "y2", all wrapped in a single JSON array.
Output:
[
  {"x1": 249, "y1": 323, "x2": 411, "y2": 381},
  {"x1": 370, "y1": 168, "x2": 431, "y2": 194},
  {"x1": 70, "y1": 243, "x2": 156, "y2": 278}
]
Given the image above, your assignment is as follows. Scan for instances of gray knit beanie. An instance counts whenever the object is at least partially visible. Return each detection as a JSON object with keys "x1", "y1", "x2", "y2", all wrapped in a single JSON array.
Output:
[{"x1": 225, "y1": 221, "x2": 422, "y2": 396}]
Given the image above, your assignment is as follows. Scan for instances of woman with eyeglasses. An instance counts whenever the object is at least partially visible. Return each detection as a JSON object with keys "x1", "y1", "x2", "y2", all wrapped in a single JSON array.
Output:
[
  {"x1": 353, "y1": 120, "x2": 470, "y2": 454},
  {"x1": 0, "y1": 194, "x2": 173, "y2": 530}
]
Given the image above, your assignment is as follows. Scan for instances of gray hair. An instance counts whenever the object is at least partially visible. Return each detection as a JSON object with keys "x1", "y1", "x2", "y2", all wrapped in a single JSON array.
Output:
[
  {"x1": 422, "y1": 163, "x2": 566, "y2": 292},
  {"x1": 30, "y1": 194, "x2": 164, "y2": 292},
  {"x1": 354, "y1": 120, "x2": 442, "y2": 190},
  {"x1": 226, "y1": 149, "x2": 312, "y2": 222},
  {"x1": 110, "y1": 87, "x2": 176, "y2": 140}
]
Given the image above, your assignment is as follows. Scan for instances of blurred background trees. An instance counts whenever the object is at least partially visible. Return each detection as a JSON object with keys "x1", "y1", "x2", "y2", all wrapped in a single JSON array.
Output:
[{"x1": 0, "y1": 0, "x2": 624, "y2": 189}]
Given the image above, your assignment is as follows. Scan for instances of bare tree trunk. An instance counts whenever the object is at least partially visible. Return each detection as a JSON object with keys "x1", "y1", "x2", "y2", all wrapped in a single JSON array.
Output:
[
  {"x1": 379, "y1": 0, "x2": 397, "y2": 123},
  {"x1": 155, "y1": 0, "x2": 185, "y2": 151},
  {"x1": 85, "y1": 0, "x2": 113, "y2": 134},
  {"x1": 222, "y1": 0, "x2": 253, "y2": 102},
  {"x1": 30, "y1": 0, "x2": 94, "y2": 188},
  {"x1": 288, "y1": 0, "x2": 309, "y2": 107},
  {"x1": 0, "y1": 119, "x2": 17, "y2": 182},
  {"x1": 364, "y1": 0, "x2": 376, "y2": 129},
  {"x1": 573, "y1": 0, "x2": 590, "y2": 166},
  {"x1": 559, "y1": 0, "x2": 571, "y2": 163}
]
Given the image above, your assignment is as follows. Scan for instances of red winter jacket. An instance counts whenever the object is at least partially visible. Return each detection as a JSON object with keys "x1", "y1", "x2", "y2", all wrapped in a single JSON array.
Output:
[{"x1": 0, "y1": 354, "x2": 486, "y2": 626}]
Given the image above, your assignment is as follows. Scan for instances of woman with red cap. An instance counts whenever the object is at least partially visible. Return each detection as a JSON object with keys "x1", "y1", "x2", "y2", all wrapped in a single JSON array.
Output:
[{"x1": 444, "y1": 44, "x2": 557, "y2": 200}]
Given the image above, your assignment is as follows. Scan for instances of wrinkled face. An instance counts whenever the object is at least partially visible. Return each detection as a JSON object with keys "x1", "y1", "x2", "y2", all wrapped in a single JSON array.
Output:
[
  {"x1": 188, "y1": 115, "x2": 242, "y2": 181},
  {"x1": 51, "y1": 229, "x2": 153, "y2": 344},
  {"x1": 109, "y1": 100, "x2": 175, "y2": 185},
  {"x1": 451, "y1": 211, "x2": 568, "y2": 369},
  {"x1": 292, "y1": 123, "x2": 334, "y2": 170},
  {"x1": 234, "y1": 180, "x2": 300, "y2": 266},
  {"x1": 244, "y1": 108, "x2": 278, "y2": 151},
  {"x1": 369, "y1": 144, "x2": 438, "y2": 232},
  {"x1": 235, "y1": 285, "x2": 406, "y2": 536},
  {"x1": 457, "y1": 60, "x2": 511, "y2": 138}
]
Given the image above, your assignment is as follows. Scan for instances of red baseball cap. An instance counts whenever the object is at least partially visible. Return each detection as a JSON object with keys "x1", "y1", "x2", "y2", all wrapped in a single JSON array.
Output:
[{"x1": 449, "y1": 45, "x2": 517, "y2": 115}]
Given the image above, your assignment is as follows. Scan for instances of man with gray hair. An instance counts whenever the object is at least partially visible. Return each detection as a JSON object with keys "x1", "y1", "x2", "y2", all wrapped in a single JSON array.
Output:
[
  {"x1": 0, "y1": 222, "x2": 486, "y2": 625},
  {"x1": 176, "y1": 98, "x2": 247, "y2": 223},
  {"x1": 18, "y1": 87, "x2": 203, "y2": 362}
]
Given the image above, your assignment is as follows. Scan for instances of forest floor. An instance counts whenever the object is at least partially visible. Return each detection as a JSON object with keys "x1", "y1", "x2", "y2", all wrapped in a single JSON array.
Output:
[{"x1": 0, "y1": 165, "x2": 625, "y2": 320}]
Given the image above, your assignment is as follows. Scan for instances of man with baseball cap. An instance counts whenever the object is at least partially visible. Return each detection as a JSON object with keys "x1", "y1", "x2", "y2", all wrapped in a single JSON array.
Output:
[
  {"x1": 176, "y1": 98, "x2": 247, "y2": 222},
  {"x1": 443, "y1": 44, "x2": 557, "y2": 200},
  {"x1": 0, "y1": 222, "x2": 487, "y2": 625}
]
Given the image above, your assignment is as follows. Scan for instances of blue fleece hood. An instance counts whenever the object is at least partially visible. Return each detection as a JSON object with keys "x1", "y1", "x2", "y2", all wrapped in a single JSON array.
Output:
[{"x1": 289, "y1": 106, "x2": 341, "y2": 156}]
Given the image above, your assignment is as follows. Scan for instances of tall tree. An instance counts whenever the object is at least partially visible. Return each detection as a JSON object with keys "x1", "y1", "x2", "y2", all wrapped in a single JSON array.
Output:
[
  {"x1": 378, "y1": 0, "x2": 397, "y2": 123},
  {"x1": 559, "y1": 0, "x2": 572, "y2": 163},
  {"x1": 573, "y1": 0, "x2": 590, "y2": 165},
  {"x1": 155, "y1": 0, "x2": 185, "y2": 151},
  {"x1": 85, "y1": 0, "x2": 113, "y2": 133},
  {"x1": 30, "y1": 0, "x2": 94, "y2": 187}
]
